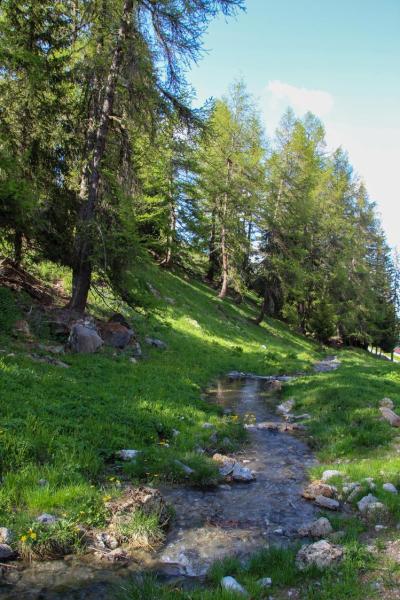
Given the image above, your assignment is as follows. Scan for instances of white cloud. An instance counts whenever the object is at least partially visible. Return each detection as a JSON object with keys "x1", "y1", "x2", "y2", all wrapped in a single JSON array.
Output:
[{"x1": 266, "y1": 80, "x2": 334, "y2": 117}]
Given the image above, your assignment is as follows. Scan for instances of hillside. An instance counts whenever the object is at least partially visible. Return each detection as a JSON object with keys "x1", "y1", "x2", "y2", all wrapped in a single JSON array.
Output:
[{"x1": 0, "y1": 264, "x2": 399, "y2": 598}]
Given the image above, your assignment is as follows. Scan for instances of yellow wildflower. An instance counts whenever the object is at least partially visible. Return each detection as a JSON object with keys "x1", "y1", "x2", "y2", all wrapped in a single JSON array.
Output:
[
  {"x1": 30, "y1": 532, "x2": 37, "y2": 540},
  {"x1": 102, "y1": 495, "x2": 111, "y2": 502},
  {"x1": 20, "y1": 535, "x2": 27, "y2": 542}
]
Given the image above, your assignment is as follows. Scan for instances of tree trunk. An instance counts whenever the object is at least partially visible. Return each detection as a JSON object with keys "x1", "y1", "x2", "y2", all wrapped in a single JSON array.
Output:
[
  {"x1": 254, "y1": 289, "x2": 268, "y2": 325},
  {"x1": 69, "y1": 0, "x2": 134, "y2": 311},
  {"x1": 14, "y1": 229, "x2": 23, "y2": 266},
  {"x1": 207, "y1": 206, "x2": 218, "y2": 281},
  {"x1": 218, "y1": 159, "x2": 232, "y2": 299},
  {"x1": 164, "y1": 197, "x2": 176, "y2": 267}
]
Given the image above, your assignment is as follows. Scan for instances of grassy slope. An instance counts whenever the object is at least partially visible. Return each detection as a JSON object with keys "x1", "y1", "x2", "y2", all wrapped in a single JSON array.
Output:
[{"x1": 1, "y1": 264, "x2": 400, "y2": 598}]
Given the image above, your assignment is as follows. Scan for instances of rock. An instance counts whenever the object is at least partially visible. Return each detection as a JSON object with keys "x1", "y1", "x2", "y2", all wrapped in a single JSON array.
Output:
[
  {"x1": 0, "y1": 528, "x2": 13, "y2": 544},
  {"x1": 266, "y1": 380, "x2": 283, "y2": 394},
  {"x1": 258, "y1": 577, "x2": 272, "y2": 587},
  {"x1": 383, "y1": 483, "x2": 398, "y2": 494},
  {"x1": 365, "y1": 502, "x2": 388, "y2": 521},
  {"x1": 357, "y1": 494, "x2": 378, "y2": 513},
  {"x1": 118, "y1": 449, "x2": 140, "y2": 461},
  {"x1": 296, "y1": 540, "x2": 343, "y2": 570},
  {"x1": 299, "y1": 518, "x2": 333, "y2": 538},
  {"x1": 145, "y1": 337, "x2": 167, "y2": 350},
  {"x1": 221, "y1": 576, "x2": 248, "y2": 596},
  {"x1": 276, "y1": 398, "x2": 295, "y2": 415},
  {"x1": 374, "y1": 524, "x2": 387, "y2": 531},
  {"x1": 321, "y1": 470, "x2": 342, "y2": 482},
  {"x1": 380, "y1": 398, "x2": 394, "y2": 409},
  {"x1": 314, "y1": 496, "x2": 340, "y2": 510},
  {"x1": 172, "y1": 429, "x2": 180, "y2": 437},
  {"x1": 37, "y1": 513, "x2": 58, "y2": 524},
  {"x1": 164, "y1": 297, "x2": 175, "y2": 305},
  {"x1": 13, "y1": 319, "x2": 30, "y2": 337},
  {"x1": 132, "y1": 342, "x2": 142, "y2": 358},
  {"x1": 346, "y1": 486, "x2": 362, "y2": 502},
  {"x1": 94, "y1": 532, "x2": 119, "y2": 550},
  {"x1": 38, "y1": 479, "x2": 48, "y2": 487},
  {"x1": 0, "y1": 544, "x2": 15, "y2": 560},
  {"x1": 202, "y1": 422, "x2": 214, "y2": 429},
  {"x1": 130, "y1": 357, "x2": 137, "y2": 364},
  {"x1": 212, "y1": 453, "x2": 236, "y2": 477},
  {"x1": 302, "y1": 481, "x2": 336, "y2": 500},
  {"x1": 273, "y1": 527, "x2": 284, "y2": 535},
  {"x1": 109, "y1": 313, "x2": 131, "y2": 329},
  {"x1": 380, "y1": 407, "x2": 400, "y2": 427},
  {"x1": 174, "y1": 460, "x2": 194, "y2": 475},
  {"x1": 147, "y1": 283, "x2": 161, "y2": 298},
  {"x1": 29, "y1": 354, "x2": 70, "y2": 368},
  {"x1": 101, "y1": 547, "x2": 129, "y2": 562},
  {"x1": 68, "y1": 322, "x2": 103, "y2": 353},
  {"x1": 38, "y1": 343, "x2": 64, "y2": 354},
  {"x1": 99, "y1": 322, "x2": 133, "y2": 349},
  {"x1": 232, "y1": 463, "x2": 255, "y2": 482}
]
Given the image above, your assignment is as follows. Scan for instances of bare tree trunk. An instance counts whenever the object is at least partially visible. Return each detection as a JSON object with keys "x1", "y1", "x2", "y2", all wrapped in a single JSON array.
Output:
[
  {"x1": 14, "y1": 229, "x2": 23, "y2": 266},
  {"x1": 254, "y1": 289, "x2": 268, "y2": 325},
  {"x1": 218, "y1": 159, "x2": 232, "y2": 299},
  {"x1": 164, "y1": 197, "x2": 176, "y2": 267},
  {"x1": 69, "y1": 0, "x2": 134, "y2": 311},
  {"x1": 207, "y1": 206, "x2": 218, "y2": 281}
]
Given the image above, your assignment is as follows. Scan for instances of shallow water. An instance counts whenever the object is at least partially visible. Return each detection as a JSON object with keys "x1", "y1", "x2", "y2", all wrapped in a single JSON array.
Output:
[{"x1": 0, "y1": 375, "x2": 322, "y2": 598}]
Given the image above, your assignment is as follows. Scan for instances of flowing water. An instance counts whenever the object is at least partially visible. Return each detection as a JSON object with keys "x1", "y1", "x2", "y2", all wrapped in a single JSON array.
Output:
[{"x1": 0, "y1": 360, "x2": 339, "y2": 599}]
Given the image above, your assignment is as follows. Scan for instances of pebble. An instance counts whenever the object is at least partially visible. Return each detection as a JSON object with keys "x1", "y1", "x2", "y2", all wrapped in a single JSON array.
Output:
[
  {"x1": 118, "y1": 449, "x2": 140, "y2": 461},
  {"x1": 273, "y1": 527, "x2": 284, "y2": 535},
  {"x1": 37, "y1": 513, "x2": 58, "y2": 524},
  {"x1": 258, "y1": 577, "x2": 272, "y2": 587},
  {"x1": 221, "y1": 576, "x2": 248, "y2": 596},
  {"x1": 382, "y1": 483, "x2": 397, "y2": 494},
  {"x1": 321, "y1": 470, "x2": 342, "y2": 481}
]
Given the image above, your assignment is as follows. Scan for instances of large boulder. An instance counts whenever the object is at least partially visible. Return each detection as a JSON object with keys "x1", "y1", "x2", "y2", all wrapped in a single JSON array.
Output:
[
  {"x1": 380, "y1": 407, "x2": 400, "y2": 427},
  {"x1": 99, "y1": 321, "x2": 133, "y2": 349},
  {"x1": 296, "y1": 540, "x2": 343, "y2": 570},
  {"x1": 68, "y1": 321, "x2": 103, "y2": 353}
]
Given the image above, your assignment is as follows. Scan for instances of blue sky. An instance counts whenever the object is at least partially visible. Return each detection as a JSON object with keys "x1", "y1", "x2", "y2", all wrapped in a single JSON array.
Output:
[{"x1": 187, "y1": 0, "x2": 400, "y2": 249}]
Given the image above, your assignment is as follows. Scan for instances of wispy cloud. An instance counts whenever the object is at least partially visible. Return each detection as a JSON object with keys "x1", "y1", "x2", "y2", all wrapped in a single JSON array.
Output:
[{"x1": 266, "y1": 80, "x2": 334, "y2": 117}]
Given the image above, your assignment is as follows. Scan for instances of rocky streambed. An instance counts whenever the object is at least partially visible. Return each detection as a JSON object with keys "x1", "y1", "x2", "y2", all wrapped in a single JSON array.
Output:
[{"x1": 0, "y1": 359, "x2": 340, "y2": 599}]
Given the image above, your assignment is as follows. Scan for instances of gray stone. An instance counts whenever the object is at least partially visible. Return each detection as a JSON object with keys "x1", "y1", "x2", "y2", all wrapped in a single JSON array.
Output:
[
  {"x1": 276, "y1": 399, "x2": 294, "y2": 415},
  {"x1": 0, "y1": 528, "x2": 13, "y2": 544},
  {"x1": 38, "y1": 479, "x2": 48, "y2": 487},
  {"x1": 314, "y1": 495, "x2": 340, "y2": 510},
  {"x1": 68, "y1": 322, "x2": 103, "y2": 353},
  {"x1": 258, "y1": 577, "x2": 272, "y2": 587},
  {"x1": 321, "y1": 470, "x2": 342, "y2": 482},
  {"x1": 118, "y1": 449, "x2": 140, "y2": 461},
  {"x1": 357, "y1": 494, "x2": 378, "y2": 513},
  {"x1": 94, "y1": 532, "x2": 119, "y2": 550},
  {"x1": 296, "y1": 540, "x2": 343, "y2": 570},
  {"x1": 202, "y1": 422, "x2": 214, "y2": 429},
  {"x1": 37, "y1": 513, "x2": 58, "y2": 524},
  {"x1": 273, "y1": 527, "x2": 284, "y2": 535},
  {"x1": 299, "y1": 517, "x2": 333, "y2": 538},
  {"x1": 132, "y1": 342, "x2": 142, "y2": 358},
  {"x1": 383, "y1": 483, "x2": 398, "y2": 494},
  {"x1": 380, "y1": 398, "x2": 394, "y2": 409},
  {"x1": 145, "y1": 337, "x2": 167, "y2": 349},
  {"x1": 221, "y1": 576, "x2": 248, "y2": 596},
  {"x1": 374, "y1": 524, "x2": 387, "y2": 531},
  {"x1": 232, "y1": 463, "x2": 255, "y2": 482},
  {"x1": 0, "y1": 544, "x2": 14, "y2": 560}
]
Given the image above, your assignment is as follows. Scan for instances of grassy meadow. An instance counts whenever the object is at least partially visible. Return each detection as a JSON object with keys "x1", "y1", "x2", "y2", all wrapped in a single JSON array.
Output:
[{"x1": 0, "y1": 263, "x2": 399, "y2": 598}]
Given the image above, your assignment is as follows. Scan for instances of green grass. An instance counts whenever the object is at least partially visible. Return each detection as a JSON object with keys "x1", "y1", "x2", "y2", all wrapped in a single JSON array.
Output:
[
  {"x1": 1, "y1": 261, "x2": 400, "y2": 598},
  {"x1": 0, "y1": 263, "x2": 320, "y2": 552}
]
